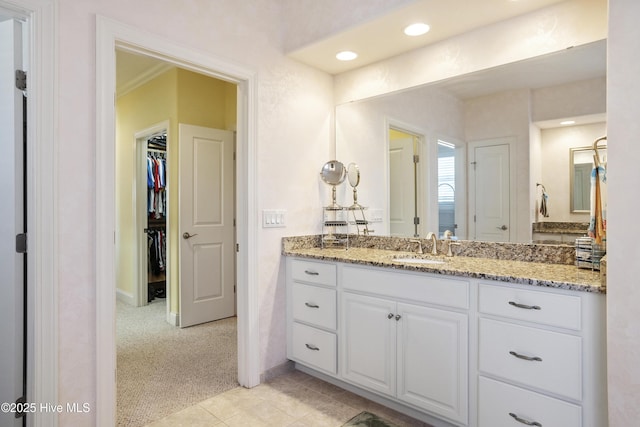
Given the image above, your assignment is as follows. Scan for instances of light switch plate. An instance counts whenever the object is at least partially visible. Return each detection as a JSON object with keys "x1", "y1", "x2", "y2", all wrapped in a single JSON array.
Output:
[{"x1": 262, "y1": 209, "x2": 287, "y2": 228}]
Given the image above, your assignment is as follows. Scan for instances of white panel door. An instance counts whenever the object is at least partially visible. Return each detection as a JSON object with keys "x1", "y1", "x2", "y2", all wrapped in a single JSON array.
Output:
[
  {"x1": 0, "y1": 18, "x2": 24, "y2": 427},
  {"x1": 341, "y1": 292, "x2": 396, "y2": 397},
  {"x1": 179, "y1": 124, "x2": 235, "y2": 327},
  {"x1": 389, "y1": 137, "x2": 416, "y2": 237},
  {"x1": 396, "y1": 303, "x2": 468, "y2": 424},
  {"x1": 471, "y1": 143, "x2": 510, "y2": 241}
]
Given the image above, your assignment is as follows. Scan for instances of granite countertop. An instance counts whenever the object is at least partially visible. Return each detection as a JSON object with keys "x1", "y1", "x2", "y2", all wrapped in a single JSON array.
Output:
[
  {"x1": 532, "y1": 221, "x2": 590, "y2": 235},
  {"x1": 283, "y1": 245, "x2": 605, "y2": 294}
]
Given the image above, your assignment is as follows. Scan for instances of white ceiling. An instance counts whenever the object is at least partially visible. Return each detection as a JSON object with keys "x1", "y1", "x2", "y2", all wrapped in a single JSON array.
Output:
[
  {"x1": 116, "y1": 0, "x2": 605, "y2": 102},
  {"x1": 286, "y1": 0, "x2": 567, "y2": 75}
]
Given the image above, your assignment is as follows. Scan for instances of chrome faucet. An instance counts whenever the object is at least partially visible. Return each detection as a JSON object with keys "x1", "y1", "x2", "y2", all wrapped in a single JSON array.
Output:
[
  {"x1": 409, "y1": 239, "x2": 423, "y2": 254},
  {"x1": 426, "y1": 232, "x2": 438, "y2": 255}
]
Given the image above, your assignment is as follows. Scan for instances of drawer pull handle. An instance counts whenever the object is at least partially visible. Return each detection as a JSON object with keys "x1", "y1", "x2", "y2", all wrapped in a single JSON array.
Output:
[
  {"x1": 395, "y1": 314, "x2": 402, "y2": 321},
  {"x1": 304, "y1": 270, "x2": 319, "y2": 276},
  {"x1": 387, "y1": 313, "x2": 395, "y2": 319},
  {"x1": 509, "y1": 301, "x2": 541, "y2": 310},
  {"x1": 509, "y1": 412, "x2": 542, "y2": 426},
  {"x1": 509, "y1": 351, "x2": 542, "y2": 362},
  {"x1": 305, "y1": 302, "x2": 320, "y2": 308},
  {"x1": 305, "y1": 343, "x2": 320, "y2": 351}
]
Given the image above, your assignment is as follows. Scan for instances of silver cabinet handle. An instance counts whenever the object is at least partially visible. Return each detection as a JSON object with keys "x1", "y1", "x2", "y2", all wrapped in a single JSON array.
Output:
[
  {"x1": 395, "y1": 314, "x2": 402, "y2": 321},
  {"x1": 305, "y1": 344, "x2": 319, "y2": 351},
  {"x1": 509, "y1": 301, "x2": 541, "y2": 310},
  {"x1": 509, "y1": 351, "x2": 542, "y2": 362},
  {"x1": 304, "y1": 270, "x2": 319, "y2": 276},
  {"x1": 182, "y1": 232, "x2": 198, "y2": 239},
  {"x1": 304, "y1": 302, "x2": 319, "y2": 308},
  {"x1": 509, "y1": 412, "x2": 542, "y2": 426},
  {"x1": 387, "y1": 313, "x2": 394, "y2": 319},
  {"x1": 497, "y1": 225, "x2": 508, "y2": 230}
]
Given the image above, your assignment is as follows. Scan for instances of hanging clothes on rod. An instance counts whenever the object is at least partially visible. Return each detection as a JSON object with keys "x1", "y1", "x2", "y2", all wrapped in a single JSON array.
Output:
[
  {"x1": 588, "y1": 136, "x2": 607, "y2": 244},
  {"x1": 147, "y1": 149, "x2": 167, "y2": 219},
  {"x1": 146, "y1": 227, "x2": 166, "y2": 276}
]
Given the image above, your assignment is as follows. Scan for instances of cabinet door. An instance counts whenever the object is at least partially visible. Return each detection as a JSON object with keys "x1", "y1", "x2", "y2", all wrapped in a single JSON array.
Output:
[
  {"x1": 396, "y1": 303, "x2": 468, "y2": 424},
  {"x1": 341, "y1": 292, "x2": 396, "y2": 396}
]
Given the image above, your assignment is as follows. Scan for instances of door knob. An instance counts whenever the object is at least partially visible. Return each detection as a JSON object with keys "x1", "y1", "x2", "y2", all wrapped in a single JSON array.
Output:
[
  {"x1": 497, "y1": 225, "x2": 508, "y2": 230},
  {"x1": 182, "y1": 232, "x2": 198, "y2": 239}
]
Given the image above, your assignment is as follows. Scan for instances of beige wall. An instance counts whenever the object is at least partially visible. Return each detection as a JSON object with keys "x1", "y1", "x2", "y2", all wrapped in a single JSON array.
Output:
[
  {"x1": 116, "y1": 68, "x2": 236, "y2": 315},
  {"x1": 116, "y1": 68, "x2": 177, "y2": 300},
  {"x1": 539, "y1": 122, "x2": 607, "y2": 223}
]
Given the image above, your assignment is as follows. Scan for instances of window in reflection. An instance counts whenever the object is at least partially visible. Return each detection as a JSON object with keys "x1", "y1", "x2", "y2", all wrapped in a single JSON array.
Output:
[{"x1": 438, "y1": 140, "x2": 456, "y2": 236}]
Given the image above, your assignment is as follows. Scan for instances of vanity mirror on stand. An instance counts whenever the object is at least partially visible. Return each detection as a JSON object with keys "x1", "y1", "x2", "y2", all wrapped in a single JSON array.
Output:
[
  {"x1": 346, "y1": 163, "x2": 372, "y2": 236},
  {"x1": 320, "y1": 160, "x2": 349, "y2": 248}
]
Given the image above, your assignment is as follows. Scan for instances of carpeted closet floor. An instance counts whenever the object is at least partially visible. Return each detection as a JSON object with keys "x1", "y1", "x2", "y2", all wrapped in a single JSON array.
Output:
[{"x1": 116, "y1": 300, "x2": 239, "y2": 427}]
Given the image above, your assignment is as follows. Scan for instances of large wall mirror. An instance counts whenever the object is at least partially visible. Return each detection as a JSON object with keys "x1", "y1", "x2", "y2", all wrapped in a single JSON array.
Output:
[{"x1": 336, "y1": 40, "x2": 606, "y2": 243}]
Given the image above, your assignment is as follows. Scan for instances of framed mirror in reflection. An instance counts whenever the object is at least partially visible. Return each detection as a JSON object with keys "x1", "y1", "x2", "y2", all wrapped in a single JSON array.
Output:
[{"x1": 570, "y1": 147, "x2": 606, "y2": 213}]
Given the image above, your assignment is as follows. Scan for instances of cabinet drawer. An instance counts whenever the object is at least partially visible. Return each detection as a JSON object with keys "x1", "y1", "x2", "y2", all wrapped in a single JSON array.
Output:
[
  {"x1": 290, "y1": 259, "x2": 336, "y2": 287},
  {"x1": 479, "y1": 318, "x2": 582, "y2": 401},
  {"x1": 342, "y1": 265, "x2": 469, "y2": 309},
  {"x1": 479, "y1": 376, "x2": 581, "y2": 427},
  {"x1": 479, "y1": 283, "x2": 582, "y2": 330},
  {"x1": 291, "y1": 322, "x2": 337, "y2": 374},
  {"x1": 292, "y1": 283, "x2": 336, "y2": 330}
]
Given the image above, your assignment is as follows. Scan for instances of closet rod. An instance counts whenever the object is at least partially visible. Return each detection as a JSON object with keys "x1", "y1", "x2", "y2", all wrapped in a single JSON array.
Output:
[{"x1": 148, "y1": 148, "x2": 166, "y2": 154}]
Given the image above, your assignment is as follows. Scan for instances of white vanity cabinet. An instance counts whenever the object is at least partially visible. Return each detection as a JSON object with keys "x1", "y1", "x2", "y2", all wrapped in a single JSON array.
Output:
[
  {"x1": 285, "y1": 255, "x2": 606, "y2": 427},
  {"x1": 476, "y1": 282, "x2": 607, "y2": 427},
  {"x1": 286, "y1": 258, "x2": 338, "y2": 375},
  {"x1": 340, "y1": 265, "x2": 469, "y2": 425}
]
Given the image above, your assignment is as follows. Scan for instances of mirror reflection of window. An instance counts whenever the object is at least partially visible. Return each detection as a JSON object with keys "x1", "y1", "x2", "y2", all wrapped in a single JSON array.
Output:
[{"x1": 438, "y1": 140, "x2": 456, "y2": 236}]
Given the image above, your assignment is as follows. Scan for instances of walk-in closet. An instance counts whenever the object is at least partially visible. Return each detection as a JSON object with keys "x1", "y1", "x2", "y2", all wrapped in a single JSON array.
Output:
[{"x1": 145, "y1": 133, "x2": 167, "y2": 302}]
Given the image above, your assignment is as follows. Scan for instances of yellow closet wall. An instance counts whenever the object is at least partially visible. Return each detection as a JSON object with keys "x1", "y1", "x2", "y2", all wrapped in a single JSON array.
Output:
[{"x1": 116, "y1": 67, "x2": 236, "y2": 316}]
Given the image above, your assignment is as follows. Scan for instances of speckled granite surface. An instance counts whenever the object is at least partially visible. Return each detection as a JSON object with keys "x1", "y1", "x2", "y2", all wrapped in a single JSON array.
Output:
[
  {"x1": 532, "y1": 221, "x2": 590, "y2": 234},
  {"x1": 282, "y1": 236, "x2": 605, "y2": 294}
]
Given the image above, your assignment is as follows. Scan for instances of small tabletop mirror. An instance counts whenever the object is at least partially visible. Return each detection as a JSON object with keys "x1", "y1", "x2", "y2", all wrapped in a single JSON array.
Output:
[
  {"x1": 320, "y1": 160, "x2": 346, "y2": 208},
  {"x1": 347, "y1": 163, "x2": 362, "y2": 208}
]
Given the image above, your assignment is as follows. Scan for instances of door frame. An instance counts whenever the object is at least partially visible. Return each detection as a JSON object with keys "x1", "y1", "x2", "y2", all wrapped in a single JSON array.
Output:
[
  {"x1": 0, "y1": 1, "x2": 56, "y2": 426},
  {"x1": 385, "y1": 118, "x2": 429, "y2": 237},
  {"x1": 96, "y1": 16, "x2": 260, "y2": 426},
  {"x1": 467, "y1": 137, "x2": 516, "y2": 241}
]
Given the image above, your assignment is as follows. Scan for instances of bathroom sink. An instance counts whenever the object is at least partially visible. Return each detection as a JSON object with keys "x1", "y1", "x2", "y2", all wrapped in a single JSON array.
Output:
[{"x1": 392, "y1": 256, "x2": 446, "y2": 265}]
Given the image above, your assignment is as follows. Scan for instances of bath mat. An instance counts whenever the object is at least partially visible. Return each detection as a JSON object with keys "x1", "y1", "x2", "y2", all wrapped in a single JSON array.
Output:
[{"x1": 342, "y1": 411, "x2": 399, "y2": 427}]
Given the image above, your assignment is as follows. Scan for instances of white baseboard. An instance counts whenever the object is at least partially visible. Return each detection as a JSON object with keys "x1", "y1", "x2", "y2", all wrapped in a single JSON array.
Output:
[
  {"x1": 167, "y1": 310, "x2": 179, "y2": 326},
  {"x1": 116, "y1": 288, "x2": 135, "y2": 306}
]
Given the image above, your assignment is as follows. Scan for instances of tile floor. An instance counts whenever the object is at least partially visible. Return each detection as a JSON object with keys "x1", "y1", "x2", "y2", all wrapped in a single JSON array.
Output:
[{"x1": 144, "y1": 369, "x2": 432, "y2": 427}]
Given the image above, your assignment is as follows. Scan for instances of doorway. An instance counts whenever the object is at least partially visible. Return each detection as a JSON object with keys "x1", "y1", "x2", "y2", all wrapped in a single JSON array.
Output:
[
  {"x1": 97, "y1": 16, "x2": 260, "y2": 425},
  {"x1": 116, "y1": 53, "x2": 239, "y2": 422},
  {"x1": 388, "y1": 127, "x2": 423, "y2": 237},
  {"x1": 0, "y1": 16, "x2": 26, "y2": 427}
]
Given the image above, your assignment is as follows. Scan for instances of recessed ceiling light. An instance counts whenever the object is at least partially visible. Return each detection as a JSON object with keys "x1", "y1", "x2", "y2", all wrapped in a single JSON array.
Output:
[
  {"x1": 404, "y1": 23, "x2": 430, "y2": 37},
  {"x1": 336, "y1": 51, "x2": 358, "y2": 61},
  {"x1": 560, "y1": 120, "x2": 576, "y2": 125}
]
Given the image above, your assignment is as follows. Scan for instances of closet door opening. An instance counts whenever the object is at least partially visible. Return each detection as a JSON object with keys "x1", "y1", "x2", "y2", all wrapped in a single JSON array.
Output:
[{"x1": 135, "y1": 124, "x2": 170, "y2": 313}]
